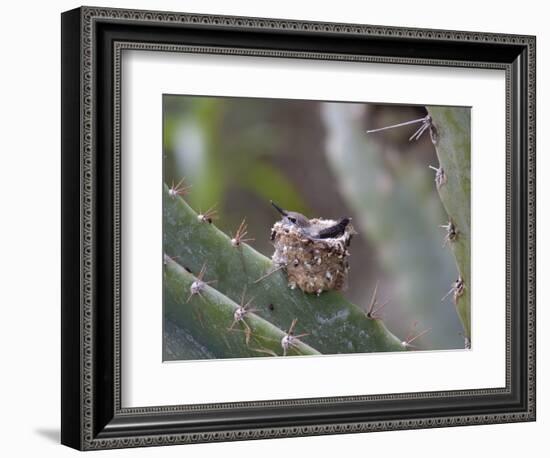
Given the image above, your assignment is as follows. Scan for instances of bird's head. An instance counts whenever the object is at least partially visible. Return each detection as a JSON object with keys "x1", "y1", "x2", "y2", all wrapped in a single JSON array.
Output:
[{"x1": 270, "y1": 200, "x2": 311, "y2": 228}]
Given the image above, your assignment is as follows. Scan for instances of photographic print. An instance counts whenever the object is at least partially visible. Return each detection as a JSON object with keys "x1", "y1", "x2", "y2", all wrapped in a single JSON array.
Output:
[
  {"x1": 162, "y1": 95, "x2": 471, "y2": 361},
  {"x1": 62, "y1": 8, "x2": 535, "y2": 448}
]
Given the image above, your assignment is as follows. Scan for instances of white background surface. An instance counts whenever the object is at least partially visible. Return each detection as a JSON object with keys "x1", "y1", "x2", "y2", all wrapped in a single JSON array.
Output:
[
  {"x1": 0, "y1": 0, "x2": 545, "y2": 457},
  {"x1": 123, "y1": 52, "x2": 506, "y2": 407}
]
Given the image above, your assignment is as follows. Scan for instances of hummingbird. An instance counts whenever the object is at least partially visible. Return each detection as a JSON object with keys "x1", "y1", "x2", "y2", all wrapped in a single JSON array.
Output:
[{"x1": 270, "y1": 201, "x2": 351, "y2": 239}]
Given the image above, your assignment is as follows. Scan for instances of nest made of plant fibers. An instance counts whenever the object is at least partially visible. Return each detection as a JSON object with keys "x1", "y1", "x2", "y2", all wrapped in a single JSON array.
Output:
[{"x1": 270, "y1": 218, "x2": 355, "y2": 295}]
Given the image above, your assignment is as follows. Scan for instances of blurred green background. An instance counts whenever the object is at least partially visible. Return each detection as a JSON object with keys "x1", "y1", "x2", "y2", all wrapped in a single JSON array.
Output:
[{"x1": 163, "y1": 94, "x2": 466, "y2": 350}]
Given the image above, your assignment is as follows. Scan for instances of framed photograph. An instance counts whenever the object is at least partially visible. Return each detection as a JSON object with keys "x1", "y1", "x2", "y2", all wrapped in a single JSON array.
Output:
[{"x1": 61, "y1": 6, "x2": 536, "y2": 450}]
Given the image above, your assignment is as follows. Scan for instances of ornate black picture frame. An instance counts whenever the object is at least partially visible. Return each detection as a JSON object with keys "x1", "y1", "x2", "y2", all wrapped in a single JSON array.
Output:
[{"x1": 61, "y1": 6, "x2": 536, "y2": 450}]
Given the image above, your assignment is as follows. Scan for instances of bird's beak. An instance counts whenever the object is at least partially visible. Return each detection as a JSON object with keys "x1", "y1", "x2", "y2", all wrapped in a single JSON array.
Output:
[{"x1": 270, "y1": 200, "x2": 287, "y2": 216}]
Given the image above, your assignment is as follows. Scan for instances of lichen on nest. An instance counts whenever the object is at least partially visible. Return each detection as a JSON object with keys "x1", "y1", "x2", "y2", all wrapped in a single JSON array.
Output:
[{"x1": 270, "y1": 218, "x2": 355, "y2": 295}]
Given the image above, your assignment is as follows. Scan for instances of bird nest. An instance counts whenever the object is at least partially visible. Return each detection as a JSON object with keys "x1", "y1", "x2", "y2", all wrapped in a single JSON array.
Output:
[{"x1": 270, "y1": 218, "x2": 355, "y2": 295}]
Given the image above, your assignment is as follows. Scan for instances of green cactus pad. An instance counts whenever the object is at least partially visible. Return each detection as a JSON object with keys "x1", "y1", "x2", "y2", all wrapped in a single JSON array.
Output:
[{"x1": 164, "y1": 184, "x2": 404, "y2": 359}]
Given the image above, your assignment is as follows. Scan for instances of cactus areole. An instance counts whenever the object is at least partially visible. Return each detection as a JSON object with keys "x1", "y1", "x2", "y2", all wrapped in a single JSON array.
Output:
[{"x1": 270, "y1": 217, "x2": 356, "y2": 295}]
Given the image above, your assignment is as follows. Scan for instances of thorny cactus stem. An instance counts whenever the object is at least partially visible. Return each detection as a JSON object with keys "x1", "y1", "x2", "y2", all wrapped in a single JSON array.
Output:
[
  {"x1": 164, "y1": 184, "x2": 405, "y2": 356},
  {"x1": 165, "y1": 255, "x2": 321, "y2": 358},
  {"x1": 427, "y1": 106, "x2": 471, "y2": 342}
]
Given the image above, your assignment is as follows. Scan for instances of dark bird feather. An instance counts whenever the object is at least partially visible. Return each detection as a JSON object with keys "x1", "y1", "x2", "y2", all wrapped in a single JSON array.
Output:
[{"x1": 316, "y1": 218, "x2": 351, "y2": 239}]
